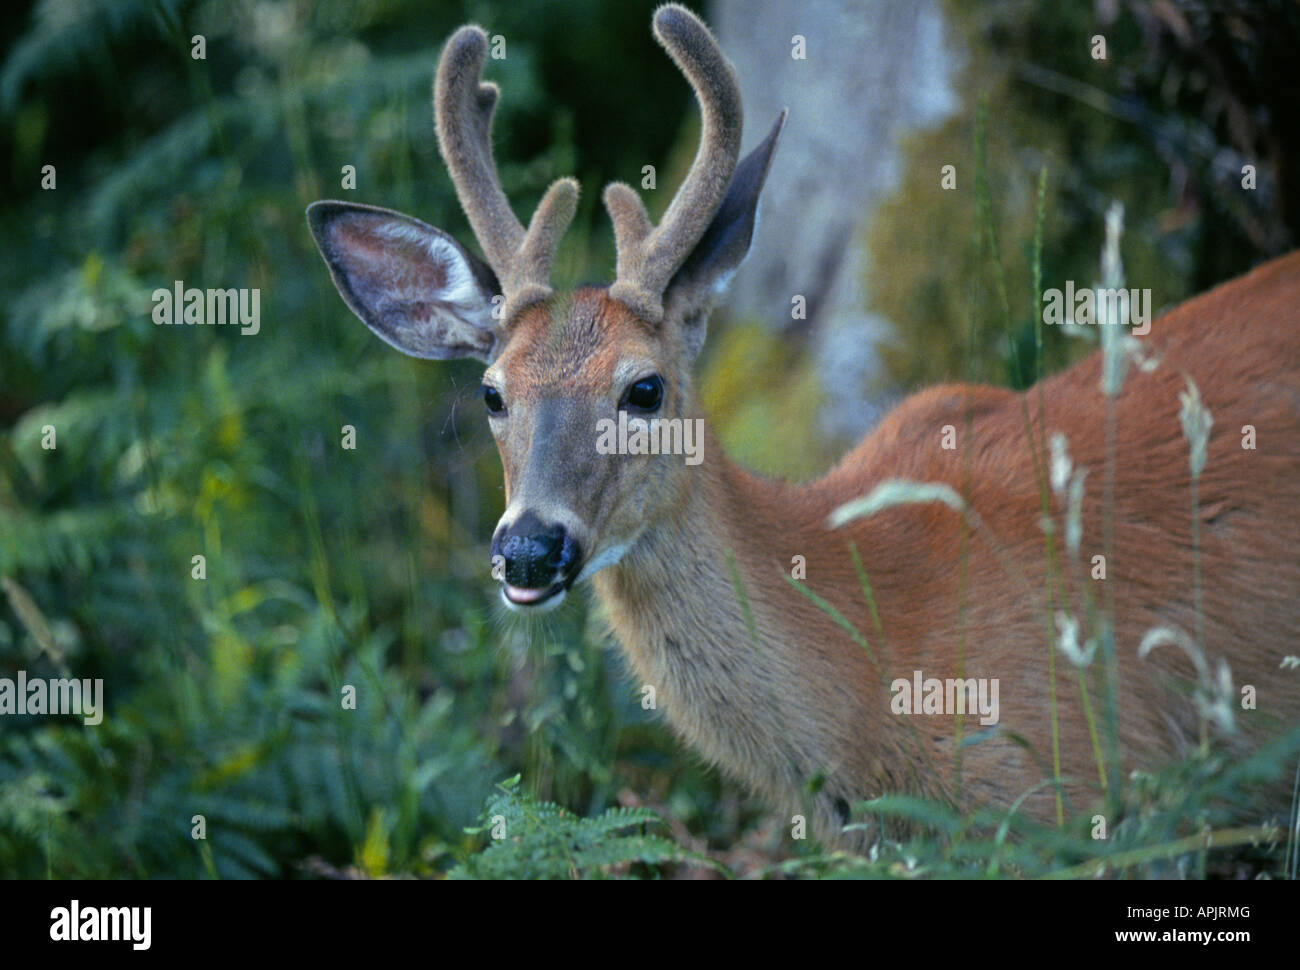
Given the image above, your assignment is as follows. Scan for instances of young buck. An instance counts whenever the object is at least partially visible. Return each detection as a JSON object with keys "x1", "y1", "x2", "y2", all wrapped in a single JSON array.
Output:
[{"x1": 309, "y1": 5, "x2": 1300, "y2": 846}]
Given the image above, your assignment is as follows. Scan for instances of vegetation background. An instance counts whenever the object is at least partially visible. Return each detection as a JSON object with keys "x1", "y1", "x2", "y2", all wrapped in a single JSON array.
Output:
[{"x1": 0, "y1": 0, "x2": 1296, "y2": 878}]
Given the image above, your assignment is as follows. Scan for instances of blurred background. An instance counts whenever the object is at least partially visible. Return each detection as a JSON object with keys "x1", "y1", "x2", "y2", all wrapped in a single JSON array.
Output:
[{"x1": 0, "y1": 0, "x2": 1296, "y2": 877}]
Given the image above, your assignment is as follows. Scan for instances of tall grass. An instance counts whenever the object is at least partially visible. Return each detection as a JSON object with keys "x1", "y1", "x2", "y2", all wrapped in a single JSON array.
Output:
[{"x1": 787, "y1": 121, "x2": 1300, "y2": 879}]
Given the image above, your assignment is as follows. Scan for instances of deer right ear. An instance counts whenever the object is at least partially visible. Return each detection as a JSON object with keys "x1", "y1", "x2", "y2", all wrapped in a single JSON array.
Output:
[
  {"x1": 307, "y1": 201, "x2": 503, "y2": 362},
  {"x1": 660, "y1": 109, "x2": 786, "y2": 358}
]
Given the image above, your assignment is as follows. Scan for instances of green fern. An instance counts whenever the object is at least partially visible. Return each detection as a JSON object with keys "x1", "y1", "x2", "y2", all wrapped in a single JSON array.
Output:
[{"x1": 450, "y1": 777, "x2": 723, "y2": 880}]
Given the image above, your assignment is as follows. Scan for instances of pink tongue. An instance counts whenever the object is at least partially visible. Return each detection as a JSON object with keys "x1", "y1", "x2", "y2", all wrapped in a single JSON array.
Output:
[{"x1": 506, "y1": 585, "x2": 547, "y2": 603}]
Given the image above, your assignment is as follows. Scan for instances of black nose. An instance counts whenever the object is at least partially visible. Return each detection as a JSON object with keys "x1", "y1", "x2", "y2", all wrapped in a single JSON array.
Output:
[{"x1": 490, "y1": 512, "x2": 581, "y2": 589}]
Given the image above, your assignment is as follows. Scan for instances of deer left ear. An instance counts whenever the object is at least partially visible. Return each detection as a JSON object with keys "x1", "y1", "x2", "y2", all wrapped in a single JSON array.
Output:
[
  {"x1": 307, "y1": 201, "x2": 503, "y2": 362},
  {"x1": 663, "y1": 109, "x2": 786, "y2": 358}
]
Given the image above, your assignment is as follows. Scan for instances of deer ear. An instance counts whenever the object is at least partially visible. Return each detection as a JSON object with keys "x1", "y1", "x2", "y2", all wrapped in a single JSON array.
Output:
[
  {"x1": 307, "y1": 201, "x2": 503, "y2": 362},
  {"x1": 663, "y1": 109, "x2": 786, "y2": 358}
]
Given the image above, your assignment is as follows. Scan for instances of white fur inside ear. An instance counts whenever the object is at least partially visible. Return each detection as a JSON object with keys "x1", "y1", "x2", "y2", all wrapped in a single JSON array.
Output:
[
  {"x1": 423, "y1": 234, "x2": 497, "y2": 331},
  {"x1": 377, "y1": 221, "x2": 496, "y2": 332}
]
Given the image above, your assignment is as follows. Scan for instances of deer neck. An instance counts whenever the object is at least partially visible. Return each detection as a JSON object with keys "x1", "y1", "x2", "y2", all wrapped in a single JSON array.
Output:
[
  {"x1": 590, "y1": 422, "x2": 887, "y2": 816},
  {"x1": 594, "y1": 424, "x2": 764, "y2": 639}
]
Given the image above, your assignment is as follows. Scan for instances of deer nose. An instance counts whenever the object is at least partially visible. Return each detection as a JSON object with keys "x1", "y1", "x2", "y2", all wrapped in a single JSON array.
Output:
[{"x1": 491, "y1": 512, "x2": 581, "y2": 590}]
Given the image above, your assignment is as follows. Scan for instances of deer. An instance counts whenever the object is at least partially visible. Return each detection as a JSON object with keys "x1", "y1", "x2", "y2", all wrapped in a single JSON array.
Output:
[{"x1": 308, "y1": 4, "x2": 1300, "y2": 850}]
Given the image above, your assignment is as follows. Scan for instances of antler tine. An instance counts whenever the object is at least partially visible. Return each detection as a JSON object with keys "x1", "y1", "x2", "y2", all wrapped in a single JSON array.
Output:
[
  {"x1": 434, "y1": 25, "x2": 578, "y2": 321},
  {"x1": 604, "y1": 4, "x2": 743, "y2": 323}
]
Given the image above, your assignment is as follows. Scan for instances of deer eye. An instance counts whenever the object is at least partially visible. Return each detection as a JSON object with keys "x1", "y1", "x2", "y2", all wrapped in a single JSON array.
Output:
[
  {"x1": 482, "y1": 385, "x2": 506, "y2": 416},
  {"x1": 622, "y1": 375, "x2": 664, "y2": 413}
]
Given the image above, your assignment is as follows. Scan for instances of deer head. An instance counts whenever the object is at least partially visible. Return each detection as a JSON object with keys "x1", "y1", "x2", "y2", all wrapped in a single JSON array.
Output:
[{"x1": 308, "y1": 4, "x2": 785, "y2": 612}]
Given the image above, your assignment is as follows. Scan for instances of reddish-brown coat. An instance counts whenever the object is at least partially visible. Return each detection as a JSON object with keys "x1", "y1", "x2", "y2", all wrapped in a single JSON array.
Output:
[{"x1": 594, "y1": 252, "x2": 1300, "y2": 841}]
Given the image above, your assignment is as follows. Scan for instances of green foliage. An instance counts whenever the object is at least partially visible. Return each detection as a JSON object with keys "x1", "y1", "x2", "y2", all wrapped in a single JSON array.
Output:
[
  {"x1": 450, "y1": 776, "x2": 722, "y2": 879},
  {"x1": 0, "y1": 0, "x2": 722, "y2": 880},
  {"x1": 766, "y1": 729, "x2": 1300, "y2": 879},
  {"x1": 866, "y1": 0, "x2": 1296, "y2": 393}
]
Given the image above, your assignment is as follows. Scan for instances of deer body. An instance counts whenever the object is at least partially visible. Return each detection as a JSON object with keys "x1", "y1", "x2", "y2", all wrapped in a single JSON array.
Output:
[
  {"x1": 309, "y1": 6, "x2": 1300, "y2": 846},
  {"x1": 596, "y1": 253, "x2": 1300, "y2": 839}
]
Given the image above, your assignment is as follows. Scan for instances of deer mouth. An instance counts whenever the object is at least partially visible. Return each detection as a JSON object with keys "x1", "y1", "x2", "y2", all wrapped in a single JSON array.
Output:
[{"x1": 501, "y1": 580, "x2": 569, "y2": 612}]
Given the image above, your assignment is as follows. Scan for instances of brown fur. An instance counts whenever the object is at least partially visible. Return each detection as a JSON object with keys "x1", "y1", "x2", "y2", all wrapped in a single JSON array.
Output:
[{"x1": 582, "y1": 253, "x2": 1300, "y2": 845}]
